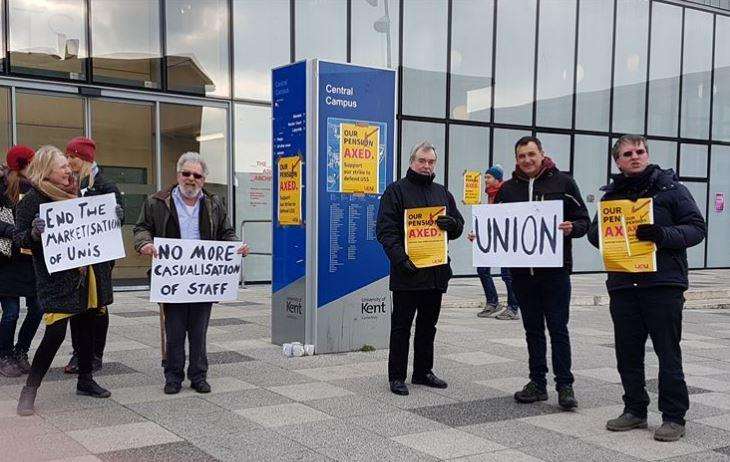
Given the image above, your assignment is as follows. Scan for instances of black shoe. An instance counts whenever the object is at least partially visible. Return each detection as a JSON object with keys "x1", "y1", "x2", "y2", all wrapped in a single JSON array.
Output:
[
  {"x1": 557, "y1": 386, "x2": 578, "y2": 410},
  {"x1": 191, "y1": 380, "x2": 211, "y2": 394},
  {"x1": 64, "y1": 353, "x2": 79, "y2": 374},
  {"x1": 13, "y1": 350, "x2": 31, "y2": 374},
  {"x1": 606, "y1": 412, "x2": 648, "y2": 432},
  {"x1": 412, "y1": 372, "x2": 448, "y2": 389},
  {"x1": 389, "y1": 380, "x2": 409, "y2": 396},
  {"x1": 164, "y1": 382, "x2": 181, "y2": 394},
  {"x1": 77, "y1": 375, "x2": 111, "y2": 398},
  {"x1": 514, "y1": 381, "x2": 548, "y2": 403}
]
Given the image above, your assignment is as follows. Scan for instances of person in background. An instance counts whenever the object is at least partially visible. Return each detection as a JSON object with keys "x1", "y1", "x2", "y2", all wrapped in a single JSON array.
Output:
[
  {"x1": 0, "y1": 146, "x2": 42, "y2": 377},
  {"x1": 63, "y1": 137, "x2": 123, "y2": 374},
  {"x1": 467, "y1": 165, "x2": 520, "y2": 320}
]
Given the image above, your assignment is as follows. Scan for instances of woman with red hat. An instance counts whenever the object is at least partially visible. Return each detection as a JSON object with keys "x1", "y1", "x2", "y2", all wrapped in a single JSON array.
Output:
[
  {"x1": 63, "y1": 136, "x2": 123, "y2": 374},
  {"x1": 0, "y1": 146, "x2": 43, "y2": 378}
]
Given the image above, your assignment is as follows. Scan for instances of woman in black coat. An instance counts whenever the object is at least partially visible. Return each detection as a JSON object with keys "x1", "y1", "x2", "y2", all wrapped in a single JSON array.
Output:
[{"x1": 0, "y1": 146, "x2": 42, "y2": 377}]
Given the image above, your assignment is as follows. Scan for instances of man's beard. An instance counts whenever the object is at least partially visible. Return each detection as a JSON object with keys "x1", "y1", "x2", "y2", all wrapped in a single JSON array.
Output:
[{"x1": 180, "y1": 184, "x2": 201, "y2": 199}]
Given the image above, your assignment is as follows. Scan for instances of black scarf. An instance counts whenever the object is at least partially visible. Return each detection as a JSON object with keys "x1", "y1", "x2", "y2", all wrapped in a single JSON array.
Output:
[{"x1": 406, "y1": 168, "x2": 434, "y2": 186}]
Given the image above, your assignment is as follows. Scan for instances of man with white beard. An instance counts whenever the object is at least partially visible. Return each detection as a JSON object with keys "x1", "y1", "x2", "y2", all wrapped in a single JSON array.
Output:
[{"x1": 133, "y1": 152, "x2": 248, "y2": 394}]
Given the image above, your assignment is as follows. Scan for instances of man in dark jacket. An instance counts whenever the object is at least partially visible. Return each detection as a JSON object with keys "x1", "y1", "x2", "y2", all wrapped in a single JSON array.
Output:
[
  {"x1": 376, "y1": 141, "x2": 464, "y2": 396},
  {"x1": 133, "y1": 152, "x2": 248, "y2": 395},
  {"x1": 495, "y1": 136, "x2": 589, "y2": 410},
  {"x1": 587, "y1": 135, "x2": 706, "y2": 442}
]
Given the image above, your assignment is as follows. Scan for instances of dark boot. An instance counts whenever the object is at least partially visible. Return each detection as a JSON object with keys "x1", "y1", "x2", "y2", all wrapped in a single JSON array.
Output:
[
  {"x1": 0, "y1": 356, "x2": 22, "y2": 378},
  {"x1": 77, "y1": 374, "x2": 111, "y2": 398},
  {"x1": 17, "y1": 385, "x2": 37, "y2": 416},
  {"x1": 514, "y1": 381, "x2": 548, "y2": 403}
]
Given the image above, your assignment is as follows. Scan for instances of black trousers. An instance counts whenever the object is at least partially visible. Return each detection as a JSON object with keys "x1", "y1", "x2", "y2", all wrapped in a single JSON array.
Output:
[
  {"x1": 512, "y1": 271, "x2": 574, "y2": 391},
  {"x1": 388, "y1": 290, "x2": 442, "y2": 382},
  {"x1": 27, "y1": 311, "x2": 95, "y2": 388},
  {"x1": 163, "y1": 302, "x2": 212, "y2": 385},
  {"x1": 610, "y1": 286, "x2": 688, "y2": 425},
  {"x1": 70, "y1": 309, "x2": 109, "y2": 360}
]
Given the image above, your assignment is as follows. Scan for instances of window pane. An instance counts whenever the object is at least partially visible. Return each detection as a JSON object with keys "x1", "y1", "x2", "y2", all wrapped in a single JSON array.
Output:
[
  {"x1": 708, "y1": 145, "x2": 730, "y2": 267},
  {"x1": 351, "y1": 0, "x2": 399, "y2": 69},
  {"x1": 0, "y1": 88, "x2": 11, "y2": 152},
  {"x1": 400, "y1": 120, "x2": 445, "y2": 184},
  {"x1": 166, "y1": 0, "x2": 230, "y2": 97},
  {"x1": 8, "y1": 0, "x2": 87, "y2": 80},
  {"x1": 679, "y1": 144, "x2": 708, "y2": 178},
  {"x1": 575, "y1": 0, "x2": 613, "y2": 131},
  {"x1": 90, "y1": 99, "x2": 156, "y2": 283},
  {"x1": 402, "y1": 0, "x2": 447, "y2": 117},
  {"x1": 713, "y1": 15, "x2": 730, "y2": 142},
  {"x1": 681, "y1": 9, "x2": 713, "y2": 139},
  {"x1": 233, "y1": 0, "x2": 289, "y2": 101},
  {"x1": 450, "y1": 0, "x2": 493, "y2": 122},
  {"x1": 536, "y1": 132, "x2": 570, "y2": 172},
  {"x1": 234, "y1": 104, "x2": 272, "y2": 282},
  {"x1": 16, "y1": 92, "x2": 84, "y2": 149},
  {"x1": 295, "y1": 0, "x2": 346, "y2": 61},
  {"x1": 647, "y1": 139, "x2": 677, "y2": 171},
  {"x1": 447, "y1": 125, "x2": 489, "y2": 276},
  {"x1": 90, "y1": 0, "x2": 161, "y2": 89},
  {"x1": 492, "y1": 128, "x2": 530, "y2": 175},
  {"x1": 160, "y1": 104, "x2": 228, "y2": 203},
  {"x1": 612, "y1": 0, "x2": 648, "y2": 134},
  {"x1": 647, "y1": 3, "x2": 681, "y2": 137},
  {"x1": 683, "y1": 181, "x2": 706, "y2": 268},
  {"x1": 536, "y1": 0, "x2": 576, "y2": 128},
  {"x1": 494, "y1": 0, "x2": 536, "y2": 125},
  {"x1": 573, "y1": 135, "x2": 607, "y2": 271}
]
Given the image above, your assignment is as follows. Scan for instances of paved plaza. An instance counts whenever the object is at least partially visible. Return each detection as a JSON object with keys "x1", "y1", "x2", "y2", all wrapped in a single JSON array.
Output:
[{"x1": 3, "y1": 270, "x2": 730, "y2": 461}]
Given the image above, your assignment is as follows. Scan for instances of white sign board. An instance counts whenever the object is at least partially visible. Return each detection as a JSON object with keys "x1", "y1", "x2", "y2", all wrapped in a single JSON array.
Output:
[
  {"x1": 150, "y1": 238, "x2": 242, "y2": 303},
  {"x1": 472, "y1": 200, "x2": 564, "y2": 268},
  {"x1": 39, "y1": 193, "x2": 125, "y2": 273}
]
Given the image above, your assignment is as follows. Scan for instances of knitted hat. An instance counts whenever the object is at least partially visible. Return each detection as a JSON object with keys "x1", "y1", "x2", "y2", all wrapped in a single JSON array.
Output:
[
  {"x1": 6, "y1": 145, "x2": 35, "y2": 172},
  {"x1": 485, "y1": 164, "x2": 504, "y2": 181},
  {"x1": 66, "y1": 136, "x2": 96, "y2": 163}
]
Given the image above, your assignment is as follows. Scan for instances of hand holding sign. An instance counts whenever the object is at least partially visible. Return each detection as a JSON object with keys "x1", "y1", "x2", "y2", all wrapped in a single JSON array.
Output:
[
  {"x1": 237, "y1": 243, "x2": 250, "y2": 256},
  {"x1": 558, "y1": 221, "x2": 573, "y2": 236}
]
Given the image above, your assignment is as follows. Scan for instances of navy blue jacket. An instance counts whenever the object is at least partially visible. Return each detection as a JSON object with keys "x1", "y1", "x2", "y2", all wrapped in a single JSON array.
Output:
[{"x1": 587, "y1": 165, "x2": 706, "y2": 292}]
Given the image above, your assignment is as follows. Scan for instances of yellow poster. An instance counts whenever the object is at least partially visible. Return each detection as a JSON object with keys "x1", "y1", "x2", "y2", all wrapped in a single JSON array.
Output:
[
  {"x1": 598, "y1": 198, "x2": 657, "y2": 272},
  {"x1": 404, "y1": 206, "x2": 447, "y2": 268},
  {"x1": 339, "y1": 122, "x2": 379, "y2": 194},
  {"x1": 463, "y1": 170, "x2": 482, "y2": 205},
  {"x1": 278, "y1": 156, "x2": 302, "y2": 226}
]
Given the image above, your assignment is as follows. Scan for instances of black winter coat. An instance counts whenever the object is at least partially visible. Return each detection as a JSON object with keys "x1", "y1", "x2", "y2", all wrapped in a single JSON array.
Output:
[
  {"x1": 376, "y1": 168, "x2": 464, "y2": 292},
  {"x1": 495, "y1": 162, "x2": 590, "y2": 275},
  {"x1": 587, "y1": 165, "x2": 706, "y2": 292},
  {"x1": 0, "y1": 174, "x2": 35, "y2": 297},
  {"x1": 14, "y1": 187, "x2": 114, "y2": 314}
]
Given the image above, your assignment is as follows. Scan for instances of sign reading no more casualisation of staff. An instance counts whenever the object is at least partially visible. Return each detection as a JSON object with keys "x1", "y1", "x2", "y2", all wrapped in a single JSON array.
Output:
[
  {"x1": 150, "y1": 238, "x2": 242, "y2": 303},
  {"x1": 39, "y1": 193, "x2": 125, "y2": 273},
  {"x1": 472, "y1": 200, "x2": 563, "y2": 267}
]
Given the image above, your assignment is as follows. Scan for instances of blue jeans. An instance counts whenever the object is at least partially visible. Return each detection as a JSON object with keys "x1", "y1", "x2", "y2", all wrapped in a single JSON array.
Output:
[
  {"x1": 477, "y1": 267, "x2": 519, "y2": 310},
  {"x1": 0, "y1": 296, "x2": 43, "y2": 356}
]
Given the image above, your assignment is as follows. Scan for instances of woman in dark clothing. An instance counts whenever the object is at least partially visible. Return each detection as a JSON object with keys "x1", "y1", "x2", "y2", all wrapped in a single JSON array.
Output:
[
  {"x1": 16, "y1": 145, "x2": 111, "y2": 417},
  {"x1": 63, "y1": 137, "x2": 123, "y2": 374},
  {"x1": 0, "y1": 146, "x2": 43, "y2": 377}
]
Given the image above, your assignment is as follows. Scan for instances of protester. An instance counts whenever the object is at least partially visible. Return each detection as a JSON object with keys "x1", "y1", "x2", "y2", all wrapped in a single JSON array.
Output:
[
  {"x1": 16, "y1": 145, "x2": 112, "y2": 416},
  {"x1": 467, "y1": 165, "x2": 520, "y2": 320},
  {"x1": 63, "y1": 137, "x2": 123, "y2": 374},
  {"x1": 133, "y1": 152, "x2": 249, "y2": 395},
  {"x1": 496, "y1": 136, "x2": 589, "y2": 410},
  {"x1": 587, "y1": 135, "x2": 706, "y2": 441},
  {"x1": 376, "y1": 141, "x2": 464, "y2": 396},
  {"x1": 0, "y1": 146, "x2": 42, "y2": 377}
]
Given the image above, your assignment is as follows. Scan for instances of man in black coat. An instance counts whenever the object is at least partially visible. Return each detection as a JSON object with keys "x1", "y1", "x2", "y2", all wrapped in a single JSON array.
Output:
[
  {"x1": 495, "y1": 136, "x2": 589, "y2": 410},
  {"x1": 376, "y1": 141, "x2": 464, "y2": 396},
  {"x1": 587, "y1": 135, "x2": 706, "y2": 442}
]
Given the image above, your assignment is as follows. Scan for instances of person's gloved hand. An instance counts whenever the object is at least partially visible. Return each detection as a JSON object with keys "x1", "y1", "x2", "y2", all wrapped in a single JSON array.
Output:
[
  {"x1": 115, "y1": 205, "x2": 124, "y2": 222},
  {"x1": 435, "y1": 215, "x2": 458, "y2": 234},
  {"x1": 31, "y1": 214, "x2": 45, "y2": 241},
  {"x1": 399, "y1": 258, "x2": 418, "y2": 275},
  {"x1": 635, "y1": 224, "x2": 663, "y2": 243}
]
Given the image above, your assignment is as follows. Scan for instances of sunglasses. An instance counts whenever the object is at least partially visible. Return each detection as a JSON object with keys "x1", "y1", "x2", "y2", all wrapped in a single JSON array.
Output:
[
  {"x1": 621, "y1": 149, "x2": 647, "y2": 158},
  {"x1": 180, "y1": 170, "x2": 204, "y2": 180}
]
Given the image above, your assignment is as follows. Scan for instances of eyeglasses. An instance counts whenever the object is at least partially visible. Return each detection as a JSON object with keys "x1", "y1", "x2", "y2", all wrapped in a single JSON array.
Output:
[
  {"x1": 180, "y1": 170, "x2": 204, "y2": 180},
  {"x1": 620, "y1": 149, "x2": 647, "y2": 158}
]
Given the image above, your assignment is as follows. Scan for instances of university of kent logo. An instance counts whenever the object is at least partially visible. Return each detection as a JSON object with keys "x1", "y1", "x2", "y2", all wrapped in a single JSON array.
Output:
[
  {"x1": 361, "y1": 296, "x2": 387, "y2": 319},
  {"x1": 285, "y1": 297, "x2": 302, "y2": 318}
]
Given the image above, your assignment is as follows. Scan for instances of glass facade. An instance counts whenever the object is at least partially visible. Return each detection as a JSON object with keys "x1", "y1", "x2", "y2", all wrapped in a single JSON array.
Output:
[{"x1": 0, "y1": 0, "x2": 726, "y2": 284}]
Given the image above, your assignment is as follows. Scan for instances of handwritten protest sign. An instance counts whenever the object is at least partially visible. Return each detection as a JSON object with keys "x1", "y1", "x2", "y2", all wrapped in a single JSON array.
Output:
[
  {"x1": 598, "y1": 198, "x2": 656, "y2": 272},
  {"x1": 404, "y1": 206, "x2": 447, "y2": 268},
  {"x1": 472, "y1": 200, "x2": 563, "y2": 267},
  {"x1": 39, "y1": 193, "x2": 124, "y2": 273},
  {"x1": 150, "y1": 238, "x2": 242, "y2": 303},
  {"x1": 278, "y1": 155, "x2": 302, "y2": 226},
  {"x1": 463, "y1": 170, "x2": 482, "y2": 205},
  {"x1": 339, "y1": 122, "x2": 379, "y2": 194}
]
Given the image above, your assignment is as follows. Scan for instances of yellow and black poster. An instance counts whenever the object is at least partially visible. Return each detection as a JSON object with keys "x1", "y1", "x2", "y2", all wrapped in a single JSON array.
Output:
[
  {"x1": 598, "y1": 198, "x2": 657, "y2": 272},
  {"x1": 339, "y1": 122, "x2": 379, "y2": 194},
  {"x1": 278, "y1": 156, "x2": 302, "y2": 226},
  {"x1": 404, "y1": 206, "x2": 447, "y2": 268},
  {"x1": 463, "y1": 170, "x2": 482, "y2": 205}
]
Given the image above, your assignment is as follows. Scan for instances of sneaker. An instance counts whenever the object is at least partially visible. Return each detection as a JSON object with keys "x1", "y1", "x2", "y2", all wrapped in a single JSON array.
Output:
[
  {"x1": 557, "y1": 386, "x2": 578, "y2": 410},
  {"x1": 477, "y1": 303, "x2": 500, "y2": 318},
  {"x1": 13, "y1": 350, "x2": 31, "y2": 374},
  {"x1": 0, "y1": 356, "x2": 22, "y2": 378},
  {"x1": 514, "y1": 381, "x2": 548, "y2": 403},
  {"x1": 654, "y1": 421, "x2": 685, "y2": 442},
  {"x1": 606, "y1": 412, "x2": 648, "y2": 431},
  {"x1": 495, "y1": 309, "x2": 520, "y2": 320}
]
